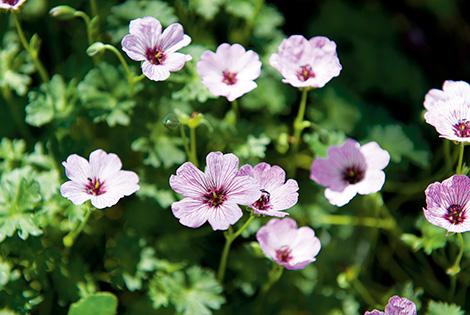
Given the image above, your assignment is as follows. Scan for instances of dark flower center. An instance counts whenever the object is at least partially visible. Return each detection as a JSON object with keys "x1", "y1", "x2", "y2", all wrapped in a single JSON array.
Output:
[
  {"x1": 275, "y1": 246, "x2": 293, "y2": 263},
  {"x1": 85, "y1": 177, "x2": 106, "y2": 196},
  {"x1": 253, "y1": 189, "x2": 272, "y2": 211},
  {"x1": 297, "y1": 65, "x2": 315, "y2": 81},
  {"x1": 145, "y1": 47, "x2": 166, "y2": 65},
  {"x1": 2, "y1": 0, "x2": 19, "y2": 5},
  {"x1": 222, "y1": 70, "x2": 237, "y2": 85},
  {"x1": 342, "y1": 165, "x2": 365, "y2": 185},
  {"x1": 452, "y1": 119, "x2": 470, "y2": 138},
  {"x1": 203, "y1": 188, "x2": 227, "y2": 208},
  {"x1": 444, "y1": 204, "x2": 466, "y2": 225}
]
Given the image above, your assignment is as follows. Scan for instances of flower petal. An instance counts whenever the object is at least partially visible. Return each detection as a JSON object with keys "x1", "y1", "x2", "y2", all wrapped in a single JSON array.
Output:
[
  {"x1": 324, "y1": 186, "x2": 358, "y2": 207},
  {"x1": 89, "y1": 149, "x2": 123, "y2": 181},
  {"x1": 62, "y1": 154, "x2": 90, "y2": 184},
  {"x1": 169, "y1": 162, "x2": 208, "y2": 198},
  {"x1": 141, "y1": 61, "x2": 171, "y2": 81},
  {"x1": 207, "y1": 202, "x2": 243, "y2": 230},
  {"x1": 60, "y1": 181, "x2": 90, "y2": 205},
  {"x1": 121, "y1": 34, "x2": 146, "y2": 61},
  {"x1": 172, "y1": 198, "x2": 211, "y2": 228}
]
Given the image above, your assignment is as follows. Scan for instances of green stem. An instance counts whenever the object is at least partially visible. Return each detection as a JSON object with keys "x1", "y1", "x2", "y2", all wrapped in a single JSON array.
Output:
[
  {"x1": 448, "y1": 233, "x2": 465, "y2": 298},
  {"x1": 63, "y1": 204, "x2": 92, "y2": 247},
  {"x1": 189, "y1": 127, "x2": 198, "y2": 167},
  {"x1": 12, "y1": 13, "x2": 49, "y2": 82},
  {"x1": 317, "y1": 214, "x2": 396, "y2": 230},
  {"x1": 89, "y1": 0, "x2": 98, "y2": 18},
  {"x1": 217, "y1": 214, "x2": 255, "y2": 282},
  {"x1": 231, "y1": 99, "x2": 239, "y2": 124},
  {"x1": 290, "y1": 88, "x2": 309, "y2": 176},
  {"x1": 74, "y1": 11, "x2": 93, "y2": 44},
  {"x1": 102, "y1": 44, "x2": 134, "y2": 86},
  {"x1": 261, "y1": 263, "x2": 284, "y2": 294},
  {"x1": 456, "y1": 142, "x2": 465, "y2": 174},
  {"x1": 179, "y1": 124, "x2": 191, "y2": 160}
]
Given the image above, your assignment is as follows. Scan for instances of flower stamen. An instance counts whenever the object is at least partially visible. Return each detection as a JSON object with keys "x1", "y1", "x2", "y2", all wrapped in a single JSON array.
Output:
[
  {"x1": 275, "y1": 245, "x2": 293, "y2": 263},
  {"x1": 204, "y1": 188, "x2": 227, "y2": 208},
  {"x1": 444, "y1": 204, "x2": 466, "y2": 225},
  {"x1": 452, "y1": 119, "x2": 470, "y2": 138},
  {"x1": 85, "y1": 177, "x2": 106, "y2": 196},
  {"x1": 296, "y1": 65, "x2": 315, "y2": 81},
  {"x1": 222, "y1": 70, "x2": 237, "y2": 85},
  {"x1": 342, "y1": 165, "x2": 365, "y2": 184}
]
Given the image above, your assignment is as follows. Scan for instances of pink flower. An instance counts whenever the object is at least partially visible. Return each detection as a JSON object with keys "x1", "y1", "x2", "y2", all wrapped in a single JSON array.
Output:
[
  {"x1": 423, "y1": 80, "x2": 470, "y2": 142},
  {"x1": 60, "y1": 149, "x2": 140, "y2": 209},
  {"x1": 121, "y1": 17, "x2": 192, "y2": 81},
  {"x1": 365, "y1": 295, "x2": 417, "y2": 315},
  {"x1": 196, "y1": 43, "x2": 261, "y2": 101},
  {"x1": 423, "y1": 175, "x2": 470, "y2": 233},
  {"x1": 169, "y1": 152, "x2": 261, "y2": 230},
  {"x1": 269, "y1": 35, "x2": 342, "y2": 88},
  {"x1": 256, "y1": 218, "x2": 321, "y2": 270},
  {"x1": 238, "y1": 163, "x2": 299, "y2": 217},
  {"x1": 310, "y1": 139, "x2": 390, "y2": 207},
  {"x1": 0, "y1": 0, "x2": 26, "y2": 10}
]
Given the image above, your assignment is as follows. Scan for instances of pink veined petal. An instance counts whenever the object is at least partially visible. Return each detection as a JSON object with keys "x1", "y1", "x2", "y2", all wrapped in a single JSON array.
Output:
[
  {"x1": 129, "y1": 17, "x2": 162, "y2": 49},
  {"x1": 324, "y1": 186, "x2": 358, "y2": 207},
  {"x1": 269, "y1": 179, "x2": 299, "y2": 211},
  {"x1": 163, "y1": 52, "x2": 192, "y2": 72},
  {"x1": 62, "y1": 154, "x2": 91, "y2": 184},
  {"x1": 60, "y1": 181, "x2": 90, "y2": 205},
  {"x1": 169, "y1": 162, "x2": 208, "y2": 198},
  {"x1": 207, "y1": 202, "x2": 243, "y2": 231},
  {"x1": 253, "y1": 163, "x2": 286, "y2": 190},
  {"x1": 197, "y1": 50, "x2": 223, "y2": 78},
  {"x1": 105, "y1": 170, "x2": 140, "y2": 197},
  {"x1": 232, "y1": 50, "x2": 262, "y2": 81},
  {"x1": 90, "y1": 193, "x2": 122, "y2": 209},
  {"x1": 171, "y1": 198, "x2": 211, "y2": 228},
  {"x1": 238, "y1": 164, "x2": 254, "y2": 177},
  {"x1": 254, "y1": 209, "x2": 290, "y2": 217},
  {"x1": 121, "y1": 34, "x2": 146, "y2": 61},
  {"x1": 205, "y1": 152, "x2": 239, "y2": 189},
  {"x1": 226, "y1": 80, "x2": 257, "y2": 101},
  {"x1": 309, "y1": 36, "x2": 337, "y2": 53},
  {"x1": 310, "y1": 156, "x2": 347, "y2": 192},
  {"x1": 225, "y1": 175, "x2": 261, "y2": 205},
  {"x1": 384, "y1": 296, "x2": 417, "y2": 315},
  {"x1": 141, "y1": 61, "x2": 171, "y2": 81},
  {"x1": 201, "y1": 80, "x2": 231, "y2": 99},
  {"x1": 355, "y1": 170, "x2": 385, "y2": 195},
  {"x1": 360, "y1": 142, "x2": 390, "y2": 171},
  {"x1": 159, "y1": 23, "x2": 190, "y2": 52},
  {"x1": 89, "y1": 149, "x2": 123, "y2": 181},
  {"x1": 364, "y1": 311, "x2": 385, "y2": 315},
  {"x1": 290, "y1": 227, "x2": 321, "y2": 263}
]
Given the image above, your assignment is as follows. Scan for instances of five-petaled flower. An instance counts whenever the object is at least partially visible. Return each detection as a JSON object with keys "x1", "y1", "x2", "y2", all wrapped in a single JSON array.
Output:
[
  {"x1": 169, "y1": 152, "x2": 261, "y2": 230},
  {"x1": 424, "y1": 80, "x2": 470, "y2": 142},
  {"x1": 310, "y1": 139, "x2": 390, "y2": 207},
  {"x1": 269, "y1": 35, "x2": 342, "y2": 88},
  {"x1": 239, "y1": 162, "x2": 299, "y2": 217},
  {"x1": 121, "y1": 16, "x2": 192, "y2": 81},
  {"x1": 365, "y1": 295, "x2": 417, "y2": 315},
  {"x1": 60, "y1": 149, "x2": 140, "y2": 209},
  {"x1": 423, "y1": 175, "x2": 470, "y2": 233},
  {"x1": 0, "y1": 0, "x2": 25, "y2": 10},
  {"x1": 256, "y1": 218, "x2": 321, "y2": 270},
  {"x1": 197, "y1": 43, "x2": 262, "y2": 101}
]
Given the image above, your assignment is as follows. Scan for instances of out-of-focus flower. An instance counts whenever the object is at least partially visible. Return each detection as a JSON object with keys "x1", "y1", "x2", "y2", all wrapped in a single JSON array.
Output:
[
  {"x1": 424, "y1": 80, "x2": 470, "y2": 110},
  {"x1": 121, "y1": 16, "x2": 192, "y2": 81},
  {"x1": 365, "y1": 295, "x2": 417, "y2": 315},
  {"x1": 239, "y1": 162, "x2": 298, "y2": 217},
  {"x1": 423, "y1": 175, "x2": 470, "y2": 233},
  {"x1": 269, "y1": 35, "x2": 341, "y2": 88},
  {"x1": 197, "y1": 43, "x2": 261, "y2": 101},
  {"x1": 0, "y1": 0, "x2": 26, "y2": 10},
  {"x1": 60, "y1": 149, "x2": 140, "y2": 209},
  {"x1": 169, "y1": 152, "x2": 261, "y2": 230},
  {"x1": 310, "y1": 139, "x2": 390, "y2": 207},
  {"x1": 256, "y1": 218, "x2": 321, "y2": 270}
]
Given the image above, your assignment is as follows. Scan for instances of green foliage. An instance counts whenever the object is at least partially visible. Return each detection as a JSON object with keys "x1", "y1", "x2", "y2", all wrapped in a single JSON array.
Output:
[
  {"x1": 68, "y1": 292, "x2": 118, "y2": 315},
  {"x1": 426, "y1": 301, "x2": 464, "y2": 315},
  {"x1": 401, "y1": 218, "x2": 447, "y2": 255}
]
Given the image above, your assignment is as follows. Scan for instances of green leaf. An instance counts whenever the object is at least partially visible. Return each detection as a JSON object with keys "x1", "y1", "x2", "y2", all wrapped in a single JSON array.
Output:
[
  {"x1": 401, "y1": 218, "x2": 447, "y2": 255},
  {"x1": 225, "y1": 0, "x2": 256, "y2": 20},
  {"x1": 253, "y1": 5, "x2": 284, "y2": 38},
  {"x1": 234, "y1": 134, "x2": 271, "y2": 161},
  {"x1": 304, "y1": 131, "x2": 346, "y2": 158},
  {"x1": 426, "y1": 301, "x2": 464, "y2": 315},
  {"x1": 68, "y1": 292, "x2": 118, "y2": 315},
  {"x1": 189, "y1": 0, "x2": 224, "y2": 20}
]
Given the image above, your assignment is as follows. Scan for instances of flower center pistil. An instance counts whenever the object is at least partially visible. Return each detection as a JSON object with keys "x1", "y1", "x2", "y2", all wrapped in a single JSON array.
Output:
[
  {"x1": 275, "y1": 245, "x2": 293, "y2": 263},
  {"x1": 222, "y1": 70, "x2": 237, "y2": 85},
  {"x1": 204, "y1": 188, "x2": 227, "y2": 208},
  {"x1": 145, "y1": 47, "x2": 166, "y2": 65},
  {"x1": 253, "y1": 189, "x2": 272, "y2": 211},
  {"x1": 452, "y1": 119, "x2": 470, "y2": 138},
  {"x1": 297, "y1": 64, "x2": 315, "y2": 81},
  {"x1": 444, "y1": 204, "x2": 466, "y2": 225},
  {"x1": 342, "y1": 165, "x2": 365, "y2": 184},
  {"x1": 85, "y1": 177, "x2": 106, "y2": 196}
]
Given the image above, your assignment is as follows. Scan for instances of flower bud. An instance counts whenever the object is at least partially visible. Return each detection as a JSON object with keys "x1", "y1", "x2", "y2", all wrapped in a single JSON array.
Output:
[
  {"x1": 86, "y1": 42, "x2": 106, "y2": 56},
  {"x1": 49, "y1": 5, "x2": 77, "y2": 20}
]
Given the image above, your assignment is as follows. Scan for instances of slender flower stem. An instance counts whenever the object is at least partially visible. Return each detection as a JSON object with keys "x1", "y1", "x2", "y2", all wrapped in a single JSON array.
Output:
[
  {"x1": 231, "y1": 99, "x2": 239, "y2": 124},
  {"x1": 217, "y1": 214, "x2": 255, "y2": 282},
  {"x1": 456, "y1": 142, "x2": 465, "y2": 174},
  {"x1": 317, "y1": 214, "x2": 396, "y2": 230},
  {"x1": 102, "y1": 44, "x2": 134, "y2": 86},
  {"x1": 179, "y1": 125, "x2": 191, "y2": 160},
  {"x1": 12, "y1": 13, "x2": 49, "y2": 83},
  {"x1": 74, "y1": 11, "x2": 93, "y2": 44},
  {"x1": 189, "y1": 127, "x2": 198, "y2": 167},
  {"x1": 89, "y1": 0, "x2": 98, "y2": 18},
  {"x1": 261, "y1": 263, "x2": 284, "y2": 294},
  {"x1": 290, "y1": 88, "x2": 310, "y2": 176},
  {"x1": 63, "y1": 204, "x2": 93, "y2": 247},
  {"x1": 448, "y1": 233, "x2": 465, "y2": 298}
]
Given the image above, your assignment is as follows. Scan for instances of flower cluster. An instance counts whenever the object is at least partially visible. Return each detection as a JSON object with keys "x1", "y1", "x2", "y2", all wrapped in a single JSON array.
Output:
[{"x1": 365, "y1": 295, "x2": 417, "y2": 315}]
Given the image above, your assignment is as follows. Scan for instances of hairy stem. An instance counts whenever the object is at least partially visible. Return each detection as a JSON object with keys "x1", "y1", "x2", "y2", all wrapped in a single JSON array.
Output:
[
  {"x1": 289, "y1": 88, "x2": 309, "y2": 176},
  {"x1": 189, "y1": 126, "x2": 198, "y2": 167},
  {"x1": 63, "y1": 204, "x2": 93, "y2": 247},
  {"x1": 456, "y1": 142, "x2": 465, "y2": 174}
]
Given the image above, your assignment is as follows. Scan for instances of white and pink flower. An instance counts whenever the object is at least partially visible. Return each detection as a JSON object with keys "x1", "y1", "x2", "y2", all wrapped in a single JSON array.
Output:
[
  {"x1": 310, "y1": 139, "x2": 390, "y2": 207},
  {"x1": 121, "y1": 16, "x2": 192, "y2": 81},
  {"x1": 256, "y1": 218, "x2": 321, "y2": 270},
  {"x1": 269, "y1": 35, "x2": 342, "y2": 88},
  {"x1": 197, "y1": 43, "x2": 261, "y2": 101},
  {"x1": 0, "y1": 0, "x2": 26, "y2": 10},
  {"x1": 239, "y1": 163, "x2": 298, "y2": 217},
  {"x1": 365, "y1": 295, "x2": 417, "y2": 315},
  {"x1": 60, "y1": 149, "x2": 140, "y2": 209},
  {"x1": 169, "y1": 152, "x2": 261, "y2": 230}
]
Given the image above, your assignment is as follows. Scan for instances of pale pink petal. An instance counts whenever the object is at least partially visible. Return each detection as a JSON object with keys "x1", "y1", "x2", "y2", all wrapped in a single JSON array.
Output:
[
  {"x1": 233, "y1": 50, "x2": 261, "y2": 81},
  {"x1": 360, "y1": 142, "x2": 390, "y2": 171},
  {"x1": 60, "y1": 181, "x2": 90, "y2": 205},
  {"x1": 355, "y1": 170, "x2": 385, "y2": 195},
  {"x1": 106, "y1": 170, "x2": 140, "y2": 197},
  {"x1": 310, "y1": 157, "x2": 346, "y2": 192},
  {"x1": 269, "y1": 179, "x2": 299, "y2": 211},
  {"x1": 62, "y1": 154, "x2": 90, "y2": 184},
  {"x1": 91, "y1": 193, "x2": 122, "y2": 209},
  {"x1": 226, "y1": 80, "x2": 257, "y2": 101},
  {"x1": 364, "y1": 311, "x2": 384, "y2": 315},
  {"x1": 129, "y1": 17, "x2": 162, "y2": 49},
  {"x1": 205, "y1": 152, "x2": 239, "y2": 189},
  {"x1": 324, "y1": 186, "x2": 358, "y2": 207},
  {"x1": 207, "y1": 202, "x2": 243, "y2": 230},
  {"x1": 172, "y1": 198, "x2": 211, "y2": 228},
  {"x1": 89, "y1": 149, "x2": 122, "y2": 181},
  {"x1": 290, "y1": 227, "x2": 321, "y2": 262},
  {"x1": 164, "y1": 52, "x2": 192, "y2": 72},
  {"x1": 121, "y1": 34, "x2": 146, "y2": 61},
  {"x1": 141, "y1": 61, "x2": 171, "y2": 81},
  {"x1": 384, "y1": 296, "x2": 417, "y2": 315},
  {"x1": 225, "y1": 175, "x2": 261, "y2": 205},
  {"x1": 159, "y1": 23, "x2": 189, "y2": 52},
  {"x1": 169, "y1": 162, "x2": 208, "y2": 198}
]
